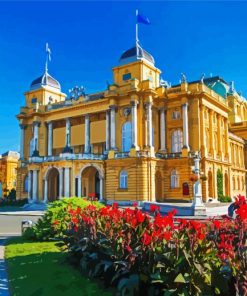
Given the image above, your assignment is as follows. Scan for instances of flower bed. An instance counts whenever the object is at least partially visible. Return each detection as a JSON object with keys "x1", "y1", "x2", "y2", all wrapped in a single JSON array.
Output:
[{"x1": 47, "y1": 196, "x2": 247, "y2": 296}]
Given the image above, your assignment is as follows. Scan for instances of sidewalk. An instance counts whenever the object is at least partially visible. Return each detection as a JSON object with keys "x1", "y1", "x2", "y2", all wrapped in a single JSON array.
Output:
[{"x1": 0, "y1": 237, "x2": 10, "y2": 296}]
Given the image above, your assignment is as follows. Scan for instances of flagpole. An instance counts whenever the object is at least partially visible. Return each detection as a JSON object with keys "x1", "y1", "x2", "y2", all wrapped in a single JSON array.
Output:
[
  {"x1": 45, "y1": 43, "x2": 48, "y2": 73},
  {"x1": 136, "y1": 9, "x2": 138, "y2": 45}
]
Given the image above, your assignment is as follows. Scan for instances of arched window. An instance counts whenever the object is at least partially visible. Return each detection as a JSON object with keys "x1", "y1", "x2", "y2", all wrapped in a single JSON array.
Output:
[
  {"x1": 119, "y1": 170, "x2": 128, "y2": 189},
  {"x1": 171, "y1": 130, "x2": 183, "y2": 153},
  {"x1": 24, "y1": 175, "x2": 29, "y2": 192},
  {"x1": 171, "y1": 170, "x2": 179, "y2": 188},
  {"x1": 122, "y1": 122, "x2": 132, "y2": 152},
  {"x1": 29, "y1": 138, "x2": 35, "y2": 156}
]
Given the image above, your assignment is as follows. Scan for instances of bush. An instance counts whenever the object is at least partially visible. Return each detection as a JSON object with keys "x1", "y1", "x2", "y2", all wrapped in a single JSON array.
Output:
[
  {"x1": 0, "y1": 198, "x2": 28, "y2": 207},
  {"x1": 23, "y1": 197, "x2": 103, "y2": 241},
  {"x1": 218, "y1": 195, "x2": 232, "y2": 203},
  {"x1": 51, "y1": 200, "x2": 247, "y2": 296}
]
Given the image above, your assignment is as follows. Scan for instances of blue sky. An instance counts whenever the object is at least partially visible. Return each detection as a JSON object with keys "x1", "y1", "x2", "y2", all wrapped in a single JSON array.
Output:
[{"x1": 1, "y1": 1, "x2": 247, "y2": 153}]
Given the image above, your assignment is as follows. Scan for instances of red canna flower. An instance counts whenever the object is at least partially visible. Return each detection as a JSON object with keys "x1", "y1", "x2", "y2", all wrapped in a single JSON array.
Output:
[
  {"x1": 53, "y1": 220, "x2": 59, "y2": 225},
  {"x1": 142, "y1": 232, "x2": 152, "y2": 246}
]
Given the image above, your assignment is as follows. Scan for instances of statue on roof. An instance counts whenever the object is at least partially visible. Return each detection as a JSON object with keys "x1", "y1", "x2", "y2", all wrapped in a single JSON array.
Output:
[
  {"x1": 181, "y1": 73, "x2": 187, "y2": 83},
  {"x1": 200, "y1": 73, "x2": 205, "y2": 84}
]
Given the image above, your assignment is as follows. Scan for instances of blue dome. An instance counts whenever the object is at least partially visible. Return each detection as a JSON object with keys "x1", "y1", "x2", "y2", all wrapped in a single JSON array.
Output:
[
  {"x1": 30, "y1": 71, "x2": 61, "y2": 91},
  {"x1": 119, "y1": 43, "x2": 155, "y2": 65}
]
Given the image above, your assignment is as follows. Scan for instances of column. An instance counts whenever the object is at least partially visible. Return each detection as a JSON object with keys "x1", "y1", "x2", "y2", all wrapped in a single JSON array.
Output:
[
  {"x1": 28, "y1": 170, "x2": 32, "y2": 201},
  {"x1": 105, "y1": 110, "x2": 110, "y2": 152},
  {"x1": 32, "y1": 170, "x2": 38, "y2": 202},
  {"x1": 19, "y1": 124, "x2": 26, "y2": 159},
  {"x1": 131, "y1": 100, "x2": 138, "y2": 148},
  {"x1": 44, "y1": 179, "x2": 48, "y2": 203},
  {"x1": 47, "y1": 121, "x2": 53, "y2": 156},
  {"x1": 200, "y1": 105, "x2": 206, "y2": 156},
  {"x1": 217, "y1": 114, "x2": 222, "y2": 155},
  {"x1": 146, "y1": 102, "x2": 153, "y2": 147},
  {"x1": 99, "y1": 177, "x2": 103, "y2": 201},
  {"x1": 84, "y1": 114, "x2": 90, "y2": 153},
  {"x1": 224, "y1": 118, "x2": 229, "y2": 158},
  {"x1": 110, "y1": 105, "x2": 116, "y2": 149},
  {"x1": 59, "y1": 168, "x2": 64, "y2": 198},
  {"x1": 64, "y1": 167, "x2": 70, "y2": 197},
  {"x1": 77, "y1": 176, "x2": 82, "y2": 197},
  {"x1": 32, "y1": 121, "x2": 40, "y2": 156},
  {"x1": 182, "y1": 103, "x2": 189, "y2": 149},
  {"x1": 159, "y1": 107, "x2": 166, "y2": 151},
  {"x1": 209, "y1": 110, "x2": 214, "y2": 154}
]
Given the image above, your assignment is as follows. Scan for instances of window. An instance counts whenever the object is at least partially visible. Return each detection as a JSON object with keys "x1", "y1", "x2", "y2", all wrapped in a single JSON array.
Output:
[
  {"x1": 24, "y1": 175, "x2": 29, "y2": 192},
  {"x1": 171, "y1": 170, "x2": 179, "y2": 188},
  {"x1": 122, "y1": 121, "x2": 132, "y2": 152},
  {"x1": 119, "y1": 170, "x2": 128, "y2": 189},
  {"x1": 123, "y1": 73, "x2": 131, "y2": 81},
  {"x1": 172, "y1": 111, "x2": 180, "y2": 120},
  {"x1": 171, "y1": 129, "x2": 183, "y2": 153},
  {"x1": 31, "y1": 97, "x2": 37, "y2": 104}
]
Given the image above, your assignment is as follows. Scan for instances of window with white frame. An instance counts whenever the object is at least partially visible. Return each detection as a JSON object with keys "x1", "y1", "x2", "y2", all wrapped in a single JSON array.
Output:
[
  {"x1": 172, "y1": 110, "x2": 180, "y2": 120},
  {"x1": 119, "y1": 170, "x2": 128, "y2": 189},
  {"x1": 122, "y1": 121, "x2": 132, "y2": 152},
  {"x1": 171, "y1": 129, "x2": 183, "y2": 152},
  {"x1": 171, "y1": 170, "x2": 179, "y2": 188}
]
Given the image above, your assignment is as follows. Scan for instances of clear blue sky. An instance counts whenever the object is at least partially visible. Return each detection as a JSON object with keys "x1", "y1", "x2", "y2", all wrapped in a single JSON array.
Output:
[{"x1": 1, "y1": 1, "x2": 247, "y2": 153}]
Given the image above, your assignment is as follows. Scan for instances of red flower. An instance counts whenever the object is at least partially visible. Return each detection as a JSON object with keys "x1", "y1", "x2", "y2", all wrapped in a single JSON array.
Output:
[
  {"x1": 72, "y1": 217, "x2": 78, "y2": 224},
  {"x1": 163, "y1": 231, "x2": 172, "y2": 241},
  {"x1": 142, "y1": 232, "x2": 152, "y2": 246},
  {"x1": 213, "y1": 220, "x2": 221, "y2": 229},
  {"x1": 112, "y1": 202, "x2": 118, "y2": 209},
  {"x1": 132, "y1": 202, "x2": 138, "y2": 208},
  {"x1": 150, "y1": 204, "x2": 160, "y2": 213},
  {"x1": 126, "y1": 245, "x2": 132, "y2": 253},
  {"x1": 236, "y1": 204, "x2": 247, "y2": 221},
  {"x1": 53, "y1": 220, "x2": 59, "y2": 225},
  {"x1": 136, "y1": 210, "x2": 145, "y2": 223}
]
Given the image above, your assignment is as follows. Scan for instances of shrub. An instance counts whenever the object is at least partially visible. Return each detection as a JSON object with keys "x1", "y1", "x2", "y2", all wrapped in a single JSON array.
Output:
[
  {"x1": 218, "y1": 195, "x2": 232, "y2": 203},
  {"x1": 217, "y1": 169, "x2": 224, "y2": 200},
  {"x1": 24, "y1": 197, "x2": 103, "y2": 241},
  {"x1": 0, "y1": 198, "x2": 28, "y2": 207},
  {"x1": 50, "y1": 200, "x2": 247, "y2": 295}
]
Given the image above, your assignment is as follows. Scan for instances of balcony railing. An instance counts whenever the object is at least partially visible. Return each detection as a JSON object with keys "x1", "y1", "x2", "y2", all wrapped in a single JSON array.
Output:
[
  {"x1": 155, "y1": 152, "x2": 182, "y2": 159},
  {"x1": 115, "y1": 152, "x2": 130, "y2": 158},
  {"x1": 29, "y1": 153, "x2": 107, "y2": 163}
]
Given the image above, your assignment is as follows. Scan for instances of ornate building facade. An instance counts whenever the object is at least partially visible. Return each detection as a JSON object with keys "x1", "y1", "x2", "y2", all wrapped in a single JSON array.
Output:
[
  {"x1": 16, "y1": 42, "x2": 247, "y2": 203},
  {"x1": 0, "y1": 151, "x2": 19, "y2": 198}
]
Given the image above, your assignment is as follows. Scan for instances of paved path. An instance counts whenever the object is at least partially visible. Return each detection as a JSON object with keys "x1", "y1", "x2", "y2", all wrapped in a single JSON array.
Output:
[
  {"x1": 0, "y1": 213, "x2": 42, "y2": 236},
  {"x1": 0, "y1": 237, "x2": 9, "y2": 296}
]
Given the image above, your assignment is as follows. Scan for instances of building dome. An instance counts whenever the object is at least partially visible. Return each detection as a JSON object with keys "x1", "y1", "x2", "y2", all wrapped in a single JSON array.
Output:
[
  {"x1": 30, "y1": 71, "x2": 61, "y2": 91},
  {"x1": 119, "y1": 42, "x2": 155, "y2": 65}
]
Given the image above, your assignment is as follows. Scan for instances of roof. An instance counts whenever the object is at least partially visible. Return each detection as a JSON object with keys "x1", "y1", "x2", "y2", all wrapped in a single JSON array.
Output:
[
  {"x1": 1, "y1": 151, "x2": 20, "y2": 159},
  {"x1": 30, "y1": 71, "x2": 61, "y2": 91},
  {"x1": 119, "y1": 42, "x2": 155, "y2": 65}
]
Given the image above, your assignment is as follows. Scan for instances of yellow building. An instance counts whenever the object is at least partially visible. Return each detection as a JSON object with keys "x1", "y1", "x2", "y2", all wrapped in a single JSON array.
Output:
[
  {"x1": 0, "y1": 151, "x2": 19, "y2": 198},
  {"x1": 16, "y1": 42, "x2": 247, "y2": 204}
]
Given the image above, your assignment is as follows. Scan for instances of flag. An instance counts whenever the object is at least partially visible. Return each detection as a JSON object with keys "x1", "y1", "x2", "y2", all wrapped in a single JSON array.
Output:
[
  {"x1": 46, "y1": 43, "x2": 51, "y2": 61},
  {"x1": 137, "y1": 11, "x2": 150, "y2": 25}
]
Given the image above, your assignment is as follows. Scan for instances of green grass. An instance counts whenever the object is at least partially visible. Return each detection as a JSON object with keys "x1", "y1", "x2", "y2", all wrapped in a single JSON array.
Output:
[{"x1": 5, "y1": 237, "x2": 113, "y2": 296}]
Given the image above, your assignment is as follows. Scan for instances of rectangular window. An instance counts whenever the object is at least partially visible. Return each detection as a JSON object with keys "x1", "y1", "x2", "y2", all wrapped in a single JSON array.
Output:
[
  {"x1": 172, "y1": 111, "x2": 180, "y2": 120},
  {"x1": 123, "y1": 73, "x2": 131, "y2": 81},
  {"x1": 31, "y1": 98, "x2": 37, "y2": 104}
]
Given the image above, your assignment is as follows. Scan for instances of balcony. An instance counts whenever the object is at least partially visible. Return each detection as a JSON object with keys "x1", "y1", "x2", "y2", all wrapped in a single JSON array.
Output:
[
  {"x1": 29, "y1": 153, "x2": 107, "y2": 163},
  {"x1": 115, "y1": 152, "x2": 130, "y2": 159}
]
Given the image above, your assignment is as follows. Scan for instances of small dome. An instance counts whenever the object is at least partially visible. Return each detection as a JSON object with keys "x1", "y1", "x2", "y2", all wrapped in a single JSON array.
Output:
[
  {"x1": 119, "y1": 42, "x2": 155, "y2": 65},
  {"x1": 30, "y1": 71, "x2": 61, "y2": 90}
]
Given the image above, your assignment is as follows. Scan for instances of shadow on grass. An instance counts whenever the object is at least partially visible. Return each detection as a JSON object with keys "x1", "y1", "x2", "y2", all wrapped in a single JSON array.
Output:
[{"x1": 6, "y1": 238, "x2": 113, "y2": 296}]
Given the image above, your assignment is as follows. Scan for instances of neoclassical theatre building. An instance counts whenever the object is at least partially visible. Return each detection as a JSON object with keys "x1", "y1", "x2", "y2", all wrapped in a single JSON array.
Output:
[{"x1": 17, "y1": 42, "x2": 247, "y2": 203}]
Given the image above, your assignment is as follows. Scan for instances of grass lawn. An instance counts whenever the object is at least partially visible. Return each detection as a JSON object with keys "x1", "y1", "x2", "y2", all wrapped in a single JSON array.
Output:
[{"x1": 5, "y1": 237, "x2": 113, "y2": 296}]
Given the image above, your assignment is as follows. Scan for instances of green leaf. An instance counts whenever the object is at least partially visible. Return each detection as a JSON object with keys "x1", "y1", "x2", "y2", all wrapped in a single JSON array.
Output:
[{"x1": 174, "y1": 273, "x2": 186, "y2": 283}]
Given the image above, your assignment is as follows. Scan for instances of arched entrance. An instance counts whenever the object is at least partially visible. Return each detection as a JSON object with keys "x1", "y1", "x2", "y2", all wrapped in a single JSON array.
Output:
[
  {"x1": 155, "y1": 171, "x2": 162, "y2": 202},
  {"x1": 79, "y1": 165, "x2": 103, "y2": 200},
  {"x1": 47, "y1": 167, "x2": 59, "y2": 202},
  {"x1": 224, "y1": 173, "x2": 229, "y2": 197},
  {"x1": 208, "y1": 171, "x2": 213, "y2": 198}
]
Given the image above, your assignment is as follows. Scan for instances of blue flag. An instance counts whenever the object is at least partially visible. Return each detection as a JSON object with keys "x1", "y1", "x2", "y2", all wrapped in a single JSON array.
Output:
[{"x1": 137, "y1": 12, "x2": 150, "y2": 25}]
